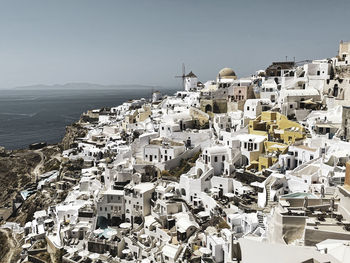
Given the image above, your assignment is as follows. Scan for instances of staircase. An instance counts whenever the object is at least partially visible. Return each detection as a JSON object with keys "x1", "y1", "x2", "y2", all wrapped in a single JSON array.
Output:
[
  {"x1": 266, "y1": 183, "x2": 271, "y2": 207},
  {"x1": 257, "y1": 212, "x2": 266, "y2": 230},
  {"x1": 130, "y1": 235, "x2": 138, "y2": 245}
]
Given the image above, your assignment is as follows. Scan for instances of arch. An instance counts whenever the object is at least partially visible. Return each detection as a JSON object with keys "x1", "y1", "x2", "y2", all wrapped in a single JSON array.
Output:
[
  {"x1": 213, "y1": 103, "x2": 220, "y2": 113},
  {"x1": 205, "y1": 104, "x2": 212, "y2": 113},
  {"x1": 241, "y1": 155, "x2": 249, "y2": 166},
  {"x1": 134, "y1": 216, "x2": 143, "y2": 225},
  {"x1": 334, "y1": 84, "x2": 339, "y2": 97}
]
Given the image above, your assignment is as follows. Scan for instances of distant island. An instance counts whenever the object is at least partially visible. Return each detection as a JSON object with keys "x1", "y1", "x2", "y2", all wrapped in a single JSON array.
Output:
[{"x1": 13, "y1": 82, "x2": 169, "y2": 90}]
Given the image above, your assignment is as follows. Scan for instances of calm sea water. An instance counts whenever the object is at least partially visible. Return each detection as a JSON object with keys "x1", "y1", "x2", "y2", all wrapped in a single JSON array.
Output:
[{"x1": 0, "y1": 87, "x2": 178, "y2": 150}]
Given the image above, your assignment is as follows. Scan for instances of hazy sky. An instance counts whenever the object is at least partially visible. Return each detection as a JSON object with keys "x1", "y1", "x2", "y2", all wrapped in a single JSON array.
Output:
[{"x1": 0, "y1": 0, "x2": 349, "y2": 89}]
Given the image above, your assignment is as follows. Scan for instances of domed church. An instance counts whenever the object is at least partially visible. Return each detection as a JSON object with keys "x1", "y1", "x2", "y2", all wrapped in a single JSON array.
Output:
[
  {"x1": 217, "y1": 67, "x2": 238, "y2": 89},
  {"x1": 217, "y1": 67, "x2": 237, "y2": 80}
]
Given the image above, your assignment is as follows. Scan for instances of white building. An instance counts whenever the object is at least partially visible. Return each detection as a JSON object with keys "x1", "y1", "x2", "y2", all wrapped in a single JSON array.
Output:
[
  {"x1": 184, "y1": 71, "x2": 198, "y2": 92},
  {"x1": 96, "y1": 189, "x2": 125, "y2": 225},
  {"x1": 143, "y1": 140, "x2": 186, "y2": 163},
  {"x1": 124, "y1": 182, "x2": 155, "y2": 223},
  {"x1": 260, "y1": 79, "x2": 278, "y2": 103},
  {"x1": 236, "y1": 134, "x2": 266, "y2": 165},
  {"x1": 244, "y1": 99, "x2": 273, "y2": 120}
]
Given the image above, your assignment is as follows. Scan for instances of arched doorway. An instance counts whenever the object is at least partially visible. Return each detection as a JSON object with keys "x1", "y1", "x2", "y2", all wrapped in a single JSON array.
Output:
[
  {"x1": 205, "y1": 104, "x2": 212, "y2": 113},
  {"x1": 241, "y1": 155, "x2": 249, "y2": 166}
]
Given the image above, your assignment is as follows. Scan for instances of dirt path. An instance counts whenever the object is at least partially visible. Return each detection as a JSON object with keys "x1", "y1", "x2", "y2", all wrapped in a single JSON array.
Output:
[
  {"x1": 0, "y1": 228, "x2": 19, "y2": 263},
  {"x1": 33, "y1": 150, "x2": 45, "y2": 179}
]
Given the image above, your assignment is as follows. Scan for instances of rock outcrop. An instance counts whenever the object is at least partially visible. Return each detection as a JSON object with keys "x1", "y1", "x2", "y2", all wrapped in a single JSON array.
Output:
[{"x1": 61, "y1": 121, "x2": 88, "y2": 150}]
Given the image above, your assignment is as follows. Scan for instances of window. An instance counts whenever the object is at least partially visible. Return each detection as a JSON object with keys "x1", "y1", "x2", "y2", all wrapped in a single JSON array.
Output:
[
  {"x1": 214, "y1": 156, "x2": 218, "y2": 162},
  {"x1": 254, "y1": 143, "x2": 257, "y2": 150},
  {"x1": 247, "y1": 106, "x2": 250, "y2": 110},
  {"x1": 222, "y1": 156, "x2": 225, "y2": 161},
  {"x1": 310, "y1": 155, "x2": 314, "y2": 160},
  {"x1": 290, "y1": 104, "x2": 293, "y2": 109},
  {"x1": 244, "y1": 142, "x2": 247, "y2": 148}
]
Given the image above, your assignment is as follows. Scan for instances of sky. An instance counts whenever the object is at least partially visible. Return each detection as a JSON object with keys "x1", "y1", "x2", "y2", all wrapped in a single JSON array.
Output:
[{"x1": 0, "y1": 0, "x2": 349, "y2": 89}]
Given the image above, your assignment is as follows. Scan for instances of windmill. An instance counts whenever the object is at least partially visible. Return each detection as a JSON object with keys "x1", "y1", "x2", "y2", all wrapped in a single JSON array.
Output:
[{"x1": 175, "y1": 63, "x2": 186, "y2": 90}]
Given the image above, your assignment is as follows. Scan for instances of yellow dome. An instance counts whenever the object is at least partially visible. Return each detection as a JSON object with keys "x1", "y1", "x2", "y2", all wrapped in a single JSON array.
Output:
[{"x1": 218, "y1": 68, "x2": 237, "y2": 79}]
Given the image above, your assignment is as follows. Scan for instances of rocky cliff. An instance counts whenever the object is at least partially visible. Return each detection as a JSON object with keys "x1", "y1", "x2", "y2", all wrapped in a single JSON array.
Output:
[{"x1": 61, "y1": 121, "x2": 88, "y2": 150}]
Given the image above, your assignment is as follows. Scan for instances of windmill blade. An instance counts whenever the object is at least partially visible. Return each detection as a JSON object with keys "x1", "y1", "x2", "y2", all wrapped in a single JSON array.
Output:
[{"x1": 174, "y1": 63, "x2": 186, "y2": 90}]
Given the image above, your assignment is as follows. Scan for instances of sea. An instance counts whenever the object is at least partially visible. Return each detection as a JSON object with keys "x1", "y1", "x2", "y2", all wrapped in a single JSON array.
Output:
[{"x1": 0, "y1": 87, "x2": 178, "y2": 150}]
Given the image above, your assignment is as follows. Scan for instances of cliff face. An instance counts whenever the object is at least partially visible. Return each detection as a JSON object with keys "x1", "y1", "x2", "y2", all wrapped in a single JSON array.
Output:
[
  {"x1": 0, "y1": 146, "x2": 62, "y2": 209},
  {"x1": 0, "y1": 149, "x2": 41, "y2": 205},
  {"x1": 61, "y1": 121, "x2": 88, "y2": 150},
  {"x1": 0, "y1": 118, "x2": 88, "y2": 222}
]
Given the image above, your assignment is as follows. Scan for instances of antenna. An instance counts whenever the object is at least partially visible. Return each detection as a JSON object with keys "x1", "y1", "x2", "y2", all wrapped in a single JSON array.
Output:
[{"x1": 175, "y1": 63, "x2": 186, "y2": 90}]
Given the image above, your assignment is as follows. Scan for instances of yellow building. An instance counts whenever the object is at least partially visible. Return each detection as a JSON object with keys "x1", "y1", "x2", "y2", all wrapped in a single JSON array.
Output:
[
  {"x1": 248, "y1": 111, "x2": 306, "y2": 171},
  {"x1": 136, "y1": 105, "x2": 152, "y2": 122},
  {"x1": 122, "y1": 105, "x2": 151, "y2": 131},
  {"x1": 258, "y1": 141, "x2": 288, "y2": 171},
  {"x1": 249, "y1": 111, "x2": 305, "y2": 144}
]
